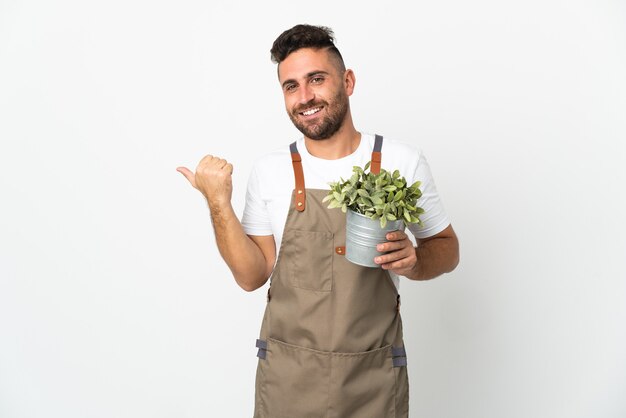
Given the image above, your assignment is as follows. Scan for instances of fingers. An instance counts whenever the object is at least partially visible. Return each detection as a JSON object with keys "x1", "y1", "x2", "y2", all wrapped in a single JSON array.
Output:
[
  {"x1": 376, "y1": 232, "x2": 410, "y2": 252},
  {"x1": 374, "y1": 236, "x2": 416, "y2": 271},
  {"x1": 376, "y1": 241, "x2": 403, "y2": 253},
  {"x1": 176, "y1": 166, "x2": 197, "y2": 188},
  {"x1": 385, "y1": 230, "x2": 408, "y2": 241},
  {"x1": 380, "y1": 258, "x2": 415, "y2": 271},
  {"x1": 196, "y1": 155, "x2": 234, "y2": 174},
  {"x1": 198, "y1": 154, "x2": 220, "y2": 168},
  {"x1": 376, "y1": 249, "x2": 417, "y2": 271},
  {"x1": 177, "y1": 153, "x2": 233, "y2": 192},
  {"x1": 181, "y1": 155, "x2": 234, "y2": 207},
  {"x1": 374, "y1": 244, "x2": 412, "y2": 265}
]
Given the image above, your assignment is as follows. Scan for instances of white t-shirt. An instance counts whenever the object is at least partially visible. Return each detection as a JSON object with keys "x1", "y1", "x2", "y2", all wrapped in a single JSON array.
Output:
[{"x1": 241, "y1": 133, "x2": 451, "y2": 288}]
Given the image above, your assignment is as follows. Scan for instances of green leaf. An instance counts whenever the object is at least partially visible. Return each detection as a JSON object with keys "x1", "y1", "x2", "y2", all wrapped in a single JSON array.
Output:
[
  {"x1": 381, "y1": 216, "x2": 388, "y2": 228},
  {"x1": 371, "y1": 195, "x2": 383, "y2": 205},
  {"x1": 334, "y1": 200, "x2": 346, "y2": 209},
  {"x1": 361, "y1": 196, "x2": 373, "y2": 207},
  {"x1": 325, "y1": 160, "x2": 426, "y2": 224}
]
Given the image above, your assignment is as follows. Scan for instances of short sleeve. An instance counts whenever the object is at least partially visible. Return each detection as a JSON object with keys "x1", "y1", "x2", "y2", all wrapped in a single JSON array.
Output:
[
  {"x1": 241, "y1": 165, "x2": 273, "y2": 236},
  {"x1": 406, "y1": 152, "x2": 450, "y2": 239}
]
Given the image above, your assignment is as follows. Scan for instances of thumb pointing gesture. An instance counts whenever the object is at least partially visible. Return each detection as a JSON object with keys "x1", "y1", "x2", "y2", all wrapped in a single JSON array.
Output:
[{"x1": 176, "y1": 155, "x2": 234, "y2": 209}]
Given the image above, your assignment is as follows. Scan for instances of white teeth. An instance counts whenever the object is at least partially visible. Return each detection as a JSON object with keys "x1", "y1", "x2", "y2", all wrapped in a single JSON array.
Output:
[{"x1": 302, "y1": 107, "x2": 321, "y2": 116}]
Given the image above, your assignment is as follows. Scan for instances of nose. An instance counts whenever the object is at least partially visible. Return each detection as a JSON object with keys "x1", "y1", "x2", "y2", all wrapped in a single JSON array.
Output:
[{"x1": 297, "y1": 84, "x2": 315, "y2": 105}]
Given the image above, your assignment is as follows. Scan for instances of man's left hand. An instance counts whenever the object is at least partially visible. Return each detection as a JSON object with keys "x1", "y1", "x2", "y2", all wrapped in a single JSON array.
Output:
[{"x1": 374, "y1": 230, "x2": 418, "y2": 277}]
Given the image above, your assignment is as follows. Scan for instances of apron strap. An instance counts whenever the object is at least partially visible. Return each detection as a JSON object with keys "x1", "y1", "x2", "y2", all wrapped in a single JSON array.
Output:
[
  {"x1": 289, "y1": 135, "x2": 384, "y2": 212},
  {"x1": 290, "y1": 142, "x2": 306, "y2": 212},
  {"x1": 370, "y1": 134, "x2": 383, "y2": 174}
]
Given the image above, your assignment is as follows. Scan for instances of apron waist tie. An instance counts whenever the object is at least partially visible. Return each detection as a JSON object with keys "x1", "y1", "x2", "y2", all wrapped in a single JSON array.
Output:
[
  {"x1": 256, "y1": 339, "x2": 267, "y2": 359},
  {"x1": 392, "y1": 346, "x2": 407, "y2": 367}
]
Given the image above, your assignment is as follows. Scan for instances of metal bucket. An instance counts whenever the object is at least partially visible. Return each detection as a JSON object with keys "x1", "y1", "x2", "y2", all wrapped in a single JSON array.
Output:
[{"x1": 345, "y1": 209, "x2": 405, "y2": 268}]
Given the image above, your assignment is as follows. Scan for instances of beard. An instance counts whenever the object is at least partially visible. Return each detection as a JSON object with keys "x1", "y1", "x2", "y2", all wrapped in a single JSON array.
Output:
[{"x1": 288, "y1": 89, "x2": 349, "y2": 141}]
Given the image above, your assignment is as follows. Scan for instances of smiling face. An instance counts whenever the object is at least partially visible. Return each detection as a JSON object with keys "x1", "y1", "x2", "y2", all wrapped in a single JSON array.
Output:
[{"x1": 278, "y1": 47, "x2": 354, "y2": 141}]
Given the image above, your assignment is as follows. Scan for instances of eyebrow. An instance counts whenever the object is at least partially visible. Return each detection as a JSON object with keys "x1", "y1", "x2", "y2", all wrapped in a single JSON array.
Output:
[{"x1": 281, "y1": 70, "x2": 330, "y2": 89}]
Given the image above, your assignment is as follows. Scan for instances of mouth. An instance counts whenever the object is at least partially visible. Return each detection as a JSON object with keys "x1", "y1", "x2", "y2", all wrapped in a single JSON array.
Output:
[{"x1": 298, "y1": 106, "x2": 323, "y2": 117}]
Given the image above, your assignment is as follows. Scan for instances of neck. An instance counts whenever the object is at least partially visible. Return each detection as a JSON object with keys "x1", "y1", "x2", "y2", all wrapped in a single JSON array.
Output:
[{"x1": 304, "y1": 118, "x2": 361, "y2": 160}]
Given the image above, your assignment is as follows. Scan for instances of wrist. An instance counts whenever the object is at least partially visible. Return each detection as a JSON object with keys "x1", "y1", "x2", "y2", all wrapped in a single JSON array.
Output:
[{"x1": 206, "y1": 196, "x2": 232, "y2": 212}]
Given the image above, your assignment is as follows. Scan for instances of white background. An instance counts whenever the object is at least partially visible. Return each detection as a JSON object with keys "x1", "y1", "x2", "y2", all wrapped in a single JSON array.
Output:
[{"x1": 1, "y1": 1, "x2": 625, "y2": 417}]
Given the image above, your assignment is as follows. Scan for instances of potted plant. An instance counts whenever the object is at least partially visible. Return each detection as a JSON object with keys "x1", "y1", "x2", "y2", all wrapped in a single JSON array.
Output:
[{"x1": 323, "y1": 162, "x2": 425, "y2": 267}]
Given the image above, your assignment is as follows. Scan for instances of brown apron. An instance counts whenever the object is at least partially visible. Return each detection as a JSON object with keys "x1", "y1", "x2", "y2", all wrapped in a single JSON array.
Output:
[{"x1": 253, "y1": 135, "x2": 409, "y2": 418}]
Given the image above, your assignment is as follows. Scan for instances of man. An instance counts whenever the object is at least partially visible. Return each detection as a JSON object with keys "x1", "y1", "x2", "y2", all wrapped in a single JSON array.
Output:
[{"x1": 178, "y1": 24, "x2": 459, "y2": 418}]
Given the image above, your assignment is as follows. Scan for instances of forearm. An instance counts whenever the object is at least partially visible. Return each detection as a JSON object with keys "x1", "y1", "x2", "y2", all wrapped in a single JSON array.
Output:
[
  {"x1": 209, "y1": 203, "x2": 269, "y2": 291},
  {"x1": 405, "y1": 236, "x2": 460, "y2": 281}
]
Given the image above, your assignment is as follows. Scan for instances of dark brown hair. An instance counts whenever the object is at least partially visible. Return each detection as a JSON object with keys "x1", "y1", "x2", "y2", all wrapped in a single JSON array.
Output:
[{"x1": 270, "y1": 24, "x2": 345, "y2": 70}]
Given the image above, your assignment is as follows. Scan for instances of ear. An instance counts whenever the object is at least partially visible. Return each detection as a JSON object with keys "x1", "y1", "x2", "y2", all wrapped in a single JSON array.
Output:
[{"x1": 344, "y1": 69, "x2": 356, "y2": 96}]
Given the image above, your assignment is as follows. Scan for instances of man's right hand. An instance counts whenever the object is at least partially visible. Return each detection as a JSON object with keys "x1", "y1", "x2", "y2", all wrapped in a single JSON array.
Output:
[
  {"x1": 177, "y1": 155, "x2": 233, "y2": 209},
  {"x1": 177, "y1": 156, "x2": 274, "y2": 291}
]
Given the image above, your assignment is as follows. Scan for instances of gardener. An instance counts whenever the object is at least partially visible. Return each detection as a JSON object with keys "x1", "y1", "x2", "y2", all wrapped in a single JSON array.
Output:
[{"x1": 177, "y1": 24, "x2": 459, "y2": 418}]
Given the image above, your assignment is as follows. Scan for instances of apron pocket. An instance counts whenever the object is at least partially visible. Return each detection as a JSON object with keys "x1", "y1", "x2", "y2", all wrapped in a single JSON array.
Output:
[
  {"x1": 256, "y1": 340, "x2": 402, "y2": 418},
  {"x1": 258, "y1": 338, "x2": 331, "y2": 418},
  {"x1": 283, "y1": 229, "x2": 333, "y2": 292},
  {"x1": 328, "y1": 345, "x2": 396, "y2": 418}
]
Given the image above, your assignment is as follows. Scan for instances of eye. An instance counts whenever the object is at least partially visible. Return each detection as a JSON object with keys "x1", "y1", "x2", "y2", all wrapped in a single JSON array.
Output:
[
  {"x1": 311, "y1": 76, "x2": 324, "y2": 84},
  {"x1": 284, "y1": 83, "x2": 297, "y2": 93}
]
